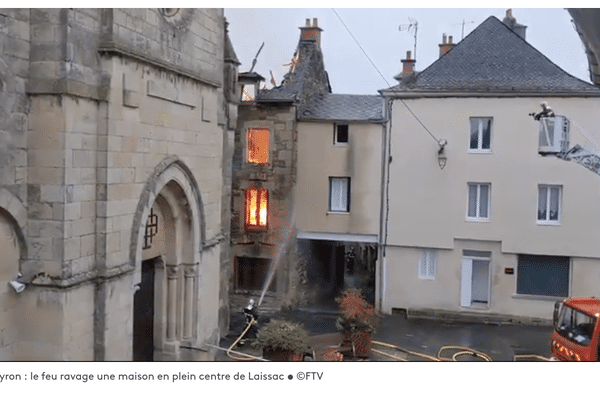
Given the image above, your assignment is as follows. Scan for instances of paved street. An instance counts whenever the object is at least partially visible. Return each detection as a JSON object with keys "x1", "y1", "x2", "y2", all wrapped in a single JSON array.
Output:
[{"x1": 216, "y1": 307, "x2": 554, "y2": 361}]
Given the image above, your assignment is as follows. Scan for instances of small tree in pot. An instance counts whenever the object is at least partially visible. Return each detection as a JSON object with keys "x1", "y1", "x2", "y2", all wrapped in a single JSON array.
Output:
[
  {"x1": 254, "y1": 319, "x2": 309, "y2": 361},
  {"x1": 336, "y1": 289, "x2": 380, "y2": 358}
]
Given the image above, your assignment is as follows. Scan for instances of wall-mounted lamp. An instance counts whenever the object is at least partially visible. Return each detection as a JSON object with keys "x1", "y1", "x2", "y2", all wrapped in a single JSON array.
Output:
[
  {"x1": 8, "y1": 274, "x2": 26, "y2": 293},
  {"x1": 438, "y1": 139, "x2": 448, "y2": 170},
  {"x1": 7, "y1": 272, "x2": 45, "y2": 294}
]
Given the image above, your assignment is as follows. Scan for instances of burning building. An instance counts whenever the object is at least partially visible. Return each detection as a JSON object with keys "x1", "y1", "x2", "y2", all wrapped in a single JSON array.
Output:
[{"x1": 231, "y1": 18, "x2": 385, "y2": 311}]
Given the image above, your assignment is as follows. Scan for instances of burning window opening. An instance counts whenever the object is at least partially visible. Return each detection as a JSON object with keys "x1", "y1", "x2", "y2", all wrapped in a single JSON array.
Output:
[
  {"x1": 245, "y1": 188, "x2": 268, "y2": 228},
  {"x1": 247, "y1": 128, "x2": 270, "y2": 164},
  {"x1": 241, "y1": 85, "x2": 255, "y2": 102}
]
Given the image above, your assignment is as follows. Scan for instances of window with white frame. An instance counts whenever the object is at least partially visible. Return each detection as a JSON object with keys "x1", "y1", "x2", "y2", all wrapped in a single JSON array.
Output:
[
  {"x1": 538, "y1": 185, "x2": 561, "y2": 223},
  {"x1": 418, "y1": 249, "x2": 437, "y2": 279},
  {"x1": 467, "y1": 183, "x2": 490, "y2": 221},
  {"x1": 329, "y1": 177, "x2": 350, "y2": 212},
  {"x1": 469, "y1": 117, "x2": 492, "y2": 152}
]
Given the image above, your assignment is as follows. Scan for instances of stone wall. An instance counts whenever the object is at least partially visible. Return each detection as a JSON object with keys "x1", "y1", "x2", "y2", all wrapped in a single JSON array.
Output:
[
  {"x1": 231, "y1": 102, "x2": 300, "y2": 307},
  {"x1": 0, "y1": 8, "x2": 236, "y2": 360}
]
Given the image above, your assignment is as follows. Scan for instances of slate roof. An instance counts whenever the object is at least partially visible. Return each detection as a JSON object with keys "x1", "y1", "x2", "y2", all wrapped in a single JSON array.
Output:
[
  {"x1": 299, "y1": 94, "x2": 384, "y2": 122},
  {"x1": 380, "y1": 16, "x2": 600, "y2": 97},
  {"x1": 257, "y1": 38, "x2": 331, "y2": 104}
]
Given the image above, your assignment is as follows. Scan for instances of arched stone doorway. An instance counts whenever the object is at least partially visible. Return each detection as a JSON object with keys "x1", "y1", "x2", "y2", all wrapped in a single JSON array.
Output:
[
  {"x1": 0, "y1": 190, "x2": 27, "y2": 360},
  {"x1": 131, "y1": 158, "x2": 204, "y2": 361}
]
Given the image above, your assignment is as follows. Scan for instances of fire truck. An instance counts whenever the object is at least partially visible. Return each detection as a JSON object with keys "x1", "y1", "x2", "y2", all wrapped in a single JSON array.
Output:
[
  {"x1": 551, "y1": 297, "x2": 600, "y2": 361},
  {"x1": 532, "y1": 104, "x2": 600, "y2": 361}
]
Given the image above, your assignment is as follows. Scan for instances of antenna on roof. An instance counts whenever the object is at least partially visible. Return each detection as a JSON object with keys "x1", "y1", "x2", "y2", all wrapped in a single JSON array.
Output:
[
  {"x1": 452, "y1": 19, "x2": 475, "y2": 40},
  {"x1": 249, "y1": 42, "x2": 265, "y2": 73},
  {"x1": 399, "y1": 17, "x2": 418, "y2": 60}
]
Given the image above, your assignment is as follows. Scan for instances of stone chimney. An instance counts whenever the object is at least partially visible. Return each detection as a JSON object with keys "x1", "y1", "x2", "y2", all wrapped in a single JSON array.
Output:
[
  {"x1": 299, "y1": 17, "x2": 323, "y2": 49},
  {"x1": 439, "y1": 34, "x2": 455, "y2": 58},
  {"x1": 502, "y1": 8, "x2": 527, "y2": 40},
  {"x1": 401, "y1": 50, "x2": 416, "y2": 81}
]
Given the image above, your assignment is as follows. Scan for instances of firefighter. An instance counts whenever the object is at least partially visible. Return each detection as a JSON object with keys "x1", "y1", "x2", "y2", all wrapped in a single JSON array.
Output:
[{"x1": 239, "y1": 299, "x2": 259, "y2": 345}]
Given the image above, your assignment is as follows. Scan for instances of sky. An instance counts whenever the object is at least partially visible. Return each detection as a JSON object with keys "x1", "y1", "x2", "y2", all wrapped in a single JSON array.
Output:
[{"x1": 224, "y1": 8, "x2": 592, "y2": 95}]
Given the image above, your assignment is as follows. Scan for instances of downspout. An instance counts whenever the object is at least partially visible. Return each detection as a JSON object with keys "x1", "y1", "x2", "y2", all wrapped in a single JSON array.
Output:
[{"x1": 377, "y1": 97, "x2": 393, "y2": 311}]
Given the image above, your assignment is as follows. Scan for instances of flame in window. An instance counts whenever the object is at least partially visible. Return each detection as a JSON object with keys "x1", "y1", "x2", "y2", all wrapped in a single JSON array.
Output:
[
  {"x1": 248, "y1": 128, "x2": 270, "y2": 164},
  {"x1": 246, "y1": 188, "x2": 268, "y2": 227}
]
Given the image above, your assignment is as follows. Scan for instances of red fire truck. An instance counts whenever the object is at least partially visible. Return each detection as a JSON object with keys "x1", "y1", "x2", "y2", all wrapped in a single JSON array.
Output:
[{"x1": 551, "y1": 297, "x2": 600, "y2": 361}]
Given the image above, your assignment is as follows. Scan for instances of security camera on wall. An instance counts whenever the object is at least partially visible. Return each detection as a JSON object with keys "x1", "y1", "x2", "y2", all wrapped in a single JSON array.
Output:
[{"x1": 8, "y1": 280, "x2": 26, "y2": 293}]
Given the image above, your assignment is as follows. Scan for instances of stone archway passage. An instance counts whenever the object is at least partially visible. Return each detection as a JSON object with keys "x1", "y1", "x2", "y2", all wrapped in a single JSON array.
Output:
[
  {"x1": 130, "y1": 158, "x2": 204, "y2": 360},
  {"x1": 133, "y1": 257, "x2": 157, "y2": 361}
]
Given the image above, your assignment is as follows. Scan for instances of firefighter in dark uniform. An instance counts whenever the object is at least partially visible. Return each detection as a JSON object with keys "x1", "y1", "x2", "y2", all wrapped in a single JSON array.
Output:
[{"x1": 239, "y1": 299, "x2": 259, "y2": 345}]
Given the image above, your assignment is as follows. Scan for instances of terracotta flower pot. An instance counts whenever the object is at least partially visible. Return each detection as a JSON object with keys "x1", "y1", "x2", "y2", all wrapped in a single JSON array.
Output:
[
  {"x1": 262, "y1": 347, "x2": 304, "y2": 361},
  {"x1": 342, "y1": 330, "x2": 372, "y2": 358}
]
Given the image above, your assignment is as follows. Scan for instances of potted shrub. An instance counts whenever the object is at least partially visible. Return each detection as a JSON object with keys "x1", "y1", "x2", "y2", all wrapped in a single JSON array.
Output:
[
  {"x1": 254, "y1": 319, "x2": 309, "y2": 361},
  {"x1": 336, "y1": 289, "x2": 380, "y2": 358}
]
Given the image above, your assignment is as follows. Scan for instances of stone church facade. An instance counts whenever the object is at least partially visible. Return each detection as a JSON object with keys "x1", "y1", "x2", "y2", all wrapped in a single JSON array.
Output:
[{"x1": 0, "y1": 8, "x2": 238, "y2": 361}]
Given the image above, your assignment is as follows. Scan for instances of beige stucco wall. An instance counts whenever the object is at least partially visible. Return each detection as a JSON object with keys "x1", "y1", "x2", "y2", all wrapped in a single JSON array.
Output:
[
  {"x1": 296, "y1": 121, "x2": 383, "y2": 236},
  {"x1": 382, "y1": 96, "x2": 600, "y2": 318}
]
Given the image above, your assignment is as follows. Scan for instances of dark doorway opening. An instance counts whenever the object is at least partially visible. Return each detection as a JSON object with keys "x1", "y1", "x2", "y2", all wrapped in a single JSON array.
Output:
[
  {"x1": 234, "y1": 257, "x2": 276, "y2": 292},
  {"x1": 133, "y1": 258, "x2": 156, "y2": 361},
  {"x1": 298, "y1": 240, "x2": 376, "y2": 308}
]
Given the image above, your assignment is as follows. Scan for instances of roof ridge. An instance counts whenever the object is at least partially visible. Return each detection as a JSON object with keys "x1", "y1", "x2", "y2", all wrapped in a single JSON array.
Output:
[{"x1": 381, "y1": 13, "x2": 600, "y2": 96}]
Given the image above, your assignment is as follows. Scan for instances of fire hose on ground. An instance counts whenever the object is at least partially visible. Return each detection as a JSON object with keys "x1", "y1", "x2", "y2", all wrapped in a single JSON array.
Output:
[{"x1": 226, "y1": 316, "x2": 265, "y2": 361}]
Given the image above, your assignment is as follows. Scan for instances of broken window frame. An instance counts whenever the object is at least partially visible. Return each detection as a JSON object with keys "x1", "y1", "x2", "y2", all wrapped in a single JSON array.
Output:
[
  {"x1": 247, "y1": 127, "x2": 270, "y2": 165},
  {"x1": 334, "y1": 123, "x2": 349, "y2": 145},
  {"x1": 469, "y1": 117, "x2": 492, "y2": 153},
  {"x1": 329, "y1": 177, "x2": 350, "y2": 213},
  {"x1": 245, "y1": 188, "x2": 268, "y2": 229}
]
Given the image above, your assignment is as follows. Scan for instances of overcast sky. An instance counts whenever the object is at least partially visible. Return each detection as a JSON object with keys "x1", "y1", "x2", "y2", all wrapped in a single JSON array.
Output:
[{"x1": 224, "y1": 8, "x2": 591, "y2": 95}]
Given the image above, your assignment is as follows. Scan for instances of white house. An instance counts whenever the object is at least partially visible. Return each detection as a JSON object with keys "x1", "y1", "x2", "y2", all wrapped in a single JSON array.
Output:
[{"x1": 379, "y1": 13, "x2": 600, "y2": 321}]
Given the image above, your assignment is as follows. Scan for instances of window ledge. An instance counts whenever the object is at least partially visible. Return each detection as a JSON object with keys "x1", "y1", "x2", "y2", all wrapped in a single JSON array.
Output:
[
  {"x1": 334, "y1": 143, "x2": 349, "y2": 147},
  {"x1": 466, "y1": 218, "x2": 490, "y2": 223},
  {"x1": 468, "y1": 149, "x2": 492, "y2": 154},
  {"x1": 512, "y1": 294, "x2": 566, "y2": 301},
  {"x1": 327, "y1": 211, "x2": 350, "y2": 215},
  {"x1": 537, "y1": 221, "x2": 560, "y2": 226}
]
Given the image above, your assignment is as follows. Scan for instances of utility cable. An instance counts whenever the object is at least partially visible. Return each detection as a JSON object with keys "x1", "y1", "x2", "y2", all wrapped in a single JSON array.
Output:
[{"x1": 331, "y1": 8, "x2": 441, "y2": 144}]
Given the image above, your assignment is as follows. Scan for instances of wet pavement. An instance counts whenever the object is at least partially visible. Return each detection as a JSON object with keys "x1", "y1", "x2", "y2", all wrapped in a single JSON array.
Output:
[{"x1": 216, "y1": 307, "x2": 554, "y2": 361}]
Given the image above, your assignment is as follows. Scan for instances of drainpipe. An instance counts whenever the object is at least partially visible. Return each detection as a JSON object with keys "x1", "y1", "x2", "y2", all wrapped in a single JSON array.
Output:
[{"x1": 377, "y1": 97, "x2": 393, "y2": 311}]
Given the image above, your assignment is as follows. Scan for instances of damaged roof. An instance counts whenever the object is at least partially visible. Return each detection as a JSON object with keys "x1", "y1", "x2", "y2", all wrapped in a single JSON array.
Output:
[
  {"x1": 257, "y1": 27, "x2": 331, "y2": 104},
  {"x1": 299, "y1": 94, "x2": 384, "y2": 122},
  {"x1": 380, "y1": 16, "x2": 600, "y2": 97}
]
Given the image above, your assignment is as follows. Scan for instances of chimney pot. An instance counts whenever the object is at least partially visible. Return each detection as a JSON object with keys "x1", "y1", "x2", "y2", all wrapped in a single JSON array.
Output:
[
  {"x1": 401, "y1": 50, "x2": 416, "y2": 81},
  {"x1": 313, "y1": 18, "x2": 318, "y2": 27},
  {"x1": 439, "y1": 34, "x2": 456, "y2": 58},
  {"x1": 306, "y1": 18, "x2": 310, "y2": 27}
]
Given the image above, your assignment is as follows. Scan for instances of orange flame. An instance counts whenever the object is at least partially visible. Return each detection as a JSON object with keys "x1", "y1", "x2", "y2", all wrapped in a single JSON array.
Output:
[
  {"x1": 248, "y1": 128, "x2": 269, "y2": 164},
  {"x1": 246, "y1": 188, "x2": 268, "y2": 227}
]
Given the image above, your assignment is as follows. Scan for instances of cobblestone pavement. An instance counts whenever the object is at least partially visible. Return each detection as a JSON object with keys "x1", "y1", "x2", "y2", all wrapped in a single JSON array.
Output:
[{"x1": 216, "y1": 307, "x2": 554, "y2": 361}]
